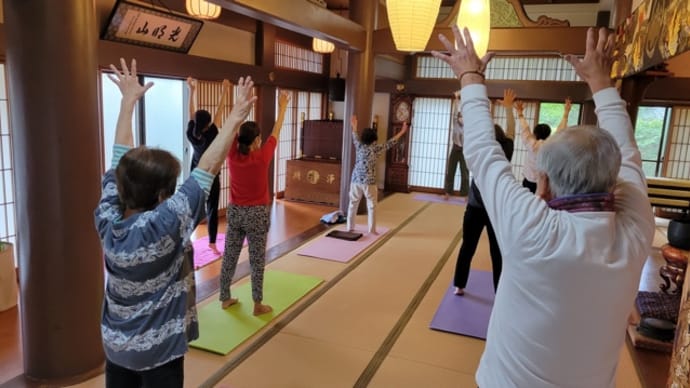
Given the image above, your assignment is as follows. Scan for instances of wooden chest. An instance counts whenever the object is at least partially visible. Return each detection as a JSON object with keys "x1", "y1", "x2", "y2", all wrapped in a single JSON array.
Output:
[{"x1": 285, "y1": 159, "x2": 341, "y2": 206}]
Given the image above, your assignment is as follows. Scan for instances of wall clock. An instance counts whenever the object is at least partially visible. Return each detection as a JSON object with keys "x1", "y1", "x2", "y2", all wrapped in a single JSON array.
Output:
[{"x1": 394, "y1": 100, "x2": 410, "y2": 123}]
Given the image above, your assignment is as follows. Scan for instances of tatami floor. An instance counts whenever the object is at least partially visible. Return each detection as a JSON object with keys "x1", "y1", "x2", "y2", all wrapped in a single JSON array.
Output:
[{"x1": 2, "y1": 193, "x2": 657, "y2": 387}]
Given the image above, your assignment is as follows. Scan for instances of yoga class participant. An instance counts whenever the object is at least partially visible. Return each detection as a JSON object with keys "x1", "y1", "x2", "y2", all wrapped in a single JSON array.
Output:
[
  {"x1": 432, "y1": 26, "x2": 654, "y2": 387},
  {"x1": 347, "y1": 115, "x2": 408, "y2": 234},
  {"x1": 443, "y1": 91, "x2": 469, "y2": 199},
  {"x1": 186, "y1": 77, "x2": 230, "y2": 255},
  {"x1": 453, "y1": 89, "x2": 516, "y2": 295},
  {"x1": 219, "y1": 90, "x2": 290, "y2": 316},
  {"x1": 95, "y1": 58, "x2": 256, "y2": 387},
  {"x1": 517, "y1": 96, "x2": 572, "y2": 193}
]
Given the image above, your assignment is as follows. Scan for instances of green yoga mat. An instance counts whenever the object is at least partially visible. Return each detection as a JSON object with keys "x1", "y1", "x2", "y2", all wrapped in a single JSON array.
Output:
[{"x1": 190, "y1": 270, "x2": 323, "y2": 355}]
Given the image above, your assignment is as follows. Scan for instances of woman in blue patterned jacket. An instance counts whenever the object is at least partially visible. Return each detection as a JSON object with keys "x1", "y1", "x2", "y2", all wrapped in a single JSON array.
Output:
[{"x1": 94, "y1": 58, "x2": 256, "y2": 387}]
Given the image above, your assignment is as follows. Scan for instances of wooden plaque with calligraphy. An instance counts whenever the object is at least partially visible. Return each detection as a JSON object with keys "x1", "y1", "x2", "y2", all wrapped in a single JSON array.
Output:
[
  {"x1": 284, "y1": 159, "x2": 341, "y2": 207},
  {"x1": 101, "y1": 1, "x2": 203, "y2": 53}
]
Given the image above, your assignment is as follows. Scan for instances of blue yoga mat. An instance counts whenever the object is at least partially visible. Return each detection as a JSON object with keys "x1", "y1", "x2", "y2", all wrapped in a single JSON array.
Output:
[{"x1": 430, "y1": 270, "x2": 495, "y2": 340}]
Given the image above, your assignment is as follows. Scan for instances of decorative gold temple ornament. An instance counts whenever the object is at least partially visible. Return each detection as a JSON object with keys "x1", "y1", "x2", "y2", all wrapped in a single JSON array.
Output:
[
  {"x1": 456, "y1": 0, "x2": 491, "y2": 57},
  {"x1": 386, "y1": 0, "x2": 442, "y2": 52},
  {"x1": 185, "y1": 0, "x2": 221, "y2": 20},
  {"x1": 312, "y1": 38, "x2": 335, "y2": 53}
]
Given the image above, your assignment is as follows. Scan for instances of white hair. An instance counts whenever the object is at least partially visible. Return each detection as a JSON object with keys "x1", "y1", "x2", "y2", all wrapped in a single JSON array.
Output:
[{"x1": 536, "y1": 125, "x2": 621, "y2": 198}]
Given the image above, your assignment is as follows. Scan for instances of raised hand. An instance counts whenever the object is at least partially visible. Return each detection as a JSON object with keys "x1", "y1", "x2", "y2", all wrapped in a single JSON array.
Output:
[
  {"x1": 514, "y1": 100, "x2": 525, "y2": 115},
  {"x1": 564, "y1": 97, "x2": 572, "y2": 112},
  {"x1": 186, "y1": 76, "x2": 197, "y2": 90},
  {"x1": 431, "y1": 25, "x2": 494, "y2": 86},
  {"x1": 221, "y1": 79, "x2": 231, "y2": 90},
  {"x1": 228, "y1": 76, "x2": 256, "y2": 124},
  {"x1": 498, "y1": 89, "x2": 516, "y2": 108},
  {"x1": 350, "y1": 115, "x2": 358, "y2": 131},
  {"x1": 401, "y1": 121, "x2": 409, "y2": 135},
  {"x1": 108, "y1": 58, "x2": 153, "y2": 104},
  {"x1": 564, "y1": 27, "x2": 615, "y2": 93},
  {"x1": 278, "y1": 89, "x2": 290, "y2": 108}
]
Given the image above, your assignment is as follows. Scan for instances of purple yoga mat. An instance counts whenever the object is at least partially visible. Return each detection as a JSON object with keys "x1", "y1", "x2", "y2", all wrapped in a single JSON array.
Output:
[
  {"x1": 430, "y1": 270, "x2": 495, "y2": 340},
  {"x1": 296, "y1": 225, "x2": 390, "y2": 263},
  {"x1": 413, "y1": 193, "x2": 466, "y2": 205}
]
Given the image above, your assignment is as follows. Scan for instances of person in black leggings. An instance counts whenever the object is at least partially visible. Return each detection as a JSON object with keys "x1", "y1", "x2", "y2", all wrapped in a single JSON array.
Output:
[{"x1": 186, "y1": 77, "x2": 229, "y2": 254}]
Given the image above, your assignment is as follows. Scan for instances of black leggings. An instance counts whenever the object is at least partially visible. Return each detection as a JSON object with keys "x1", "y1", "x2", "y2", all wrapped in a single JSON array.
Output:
[
  {"x1": 206, "y1": 175, "x2": 220, "y2": 243},
  {"x1": 453, "y1": 204, "x2": 502, "y2": 291},
  {"x1": 105, "y1": 357, "x2": 184, "y2": 388}
]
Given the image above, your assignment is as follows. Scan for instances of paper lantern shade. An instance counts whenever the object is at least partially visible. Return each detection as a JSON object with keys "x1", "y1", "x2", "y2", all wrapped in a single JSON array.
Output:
[
  {"x1": 186, "y1": 0, "x2": 221, "y2": 20},
  {"x1": 313, "y1": 38, "x2": 335, "y2": 53},
  {"x1": 456, "y1": 0, "x2": 491, "y2": 57},
  {"x1": 386, "y1": 0, "x2": 442, "y2": 52}
]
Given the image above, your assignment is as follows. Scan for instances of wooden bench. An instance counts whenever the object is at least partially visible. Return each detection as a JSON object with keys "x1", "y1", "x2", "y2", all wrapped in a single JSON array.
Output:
[{"x1": 646, "y1": 177, "x2": 690, "y2": 216}]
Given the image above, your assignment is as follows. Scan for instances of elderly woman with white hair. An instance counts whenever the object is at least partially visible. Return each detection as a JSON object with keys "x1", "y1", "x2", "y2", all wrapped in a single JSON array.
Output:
[{"x1": 432, "y1": 27, "x2": 655, "y2": 388}]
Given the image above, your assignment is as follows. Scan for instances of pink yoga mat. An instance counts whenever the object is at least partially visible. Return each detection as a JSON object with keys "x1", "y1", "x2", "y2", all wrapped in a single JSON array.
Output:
[
  {"x1": 296, "y1": 225, "x2": 389, "y2": 263},
  {"x1": 413, "y1": 193, "x2": 466, "y2": 205},
  {"x1": 192, "y1": 234, "x2": 225, "y2": 269}
]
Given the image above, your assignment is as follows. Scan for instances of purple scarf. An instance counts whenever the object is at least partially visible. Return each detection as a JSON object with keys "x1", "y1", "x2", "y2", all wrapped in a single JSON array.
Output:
[{"x1": 547, "y1": 192, "x2": 615, "y2": 213}]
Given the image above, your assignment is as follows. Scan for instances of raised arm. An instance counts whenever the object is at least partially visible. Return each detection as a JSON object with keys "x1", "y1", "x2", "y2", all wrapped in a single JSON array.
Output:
[
  {"x1": 499, "y1": 89, "x2": 516, "y2": 139},
  {"x1": 556, "y1": 97, "x2": 572, "y2": 131},
  {"x1": 350, "y1": 115, "x2": 361, "y2": 144},
  {"x1": 197, "y1": 77, "x2": 257, "y2": 175},
  {"x1": 451, "y1": 91, "x2": 459, "y2": 119},
  {"x1": 270, "y1": 90, "x2": 290, "y2": 140},
  {"x1": 212, "y1": 79, "x2": 231, "y2": 128},
  {"x1": 392, "y1": 121, "x2": 409, "y2": 142},
  {"x1": 515, "y1": 100, "x2": 537, "y2": 150},
  {"x1": 109, "y1": 58, "x2": 153, "y2": 148},
  {"x1": 565, "y1": 28, "x2": 645, "y2": 187},
  {"x1": 187, "y1": 77, "x2": 197, "y2": 120}
]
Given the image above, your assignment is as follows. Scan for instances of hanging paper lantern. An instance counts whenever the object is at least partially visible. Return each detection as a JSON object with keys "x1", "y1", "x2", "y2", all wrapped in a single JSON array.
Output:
[
  {"x1": 456, "y1": 0, "x2": 491, "y2": 57},
  {"x1": 312, "y1": 38, "x2": 335, "y2": 53},
  {"x1": 386, "y1": 0, "x2": 442, "y2": 52},
  {"x1": 186, "y1": 0, "x2": 221, "y2": 20}
]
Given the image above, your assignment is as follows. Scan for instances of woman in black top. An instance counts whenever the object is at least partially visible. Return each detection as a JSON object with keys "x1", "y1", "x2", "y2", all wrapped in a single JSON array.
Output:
[
  {"x1": 453, "y1": 90, "x2": 516, "y2": 295},
  {"x1": 186, "y1": 77, "x2": 230, "y2": 255}
]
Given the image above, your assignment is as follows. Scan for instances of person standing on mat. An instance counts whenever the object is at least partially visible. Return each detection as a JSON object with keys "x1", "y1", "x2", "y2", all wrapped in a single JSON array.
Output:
[
  {"x1": 95, "y1": 58, "x2": 256, "y2": 387},
  {"x1": 432, "y1": 26, "x2": 654, "y2": 388},
  {"x1": 219, "y1": 90, "x2": 290, "y2": 316},
  {"x1": 443, "y1": 91, "x2": 469, "y2": 199},
  {"x1": 186, "y1": 77, "x2": 230, "y2": 255},
  {"x1": 517, "y1": 97, "x2": 571, "y2": 193},
  {"x1": 347, "y1": 115, "x2": 408, "y2": 235},
  {"x1": 452, "y1": 89, "x2": 516, "y2": 295}
]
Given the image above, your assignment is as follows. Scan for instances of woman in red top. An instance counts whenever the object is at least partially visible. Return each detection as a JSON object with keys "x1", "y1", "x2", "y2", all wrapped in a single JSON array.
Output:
[{"x1": 220, "y1": 90, "x2": 289, "y2": 315}]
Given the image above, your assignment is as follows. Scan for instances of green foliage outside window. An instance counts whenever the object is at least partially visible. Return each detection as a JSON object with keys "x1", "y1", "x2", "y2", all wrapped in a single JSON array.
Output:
[
  {"x1": 634, "y1": 106, "x2": 668, "y2": 178},
  {"x1": 538, "y1": 102, "x2": 581, "y2": 132}
]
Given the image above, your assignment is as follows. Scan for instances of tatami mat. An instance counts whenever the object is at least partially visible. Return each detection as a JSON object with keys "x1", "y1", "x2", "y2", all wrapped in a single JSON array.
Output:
[{"x1": 70, "y1": 193, "x2": 643, "y2": 388}]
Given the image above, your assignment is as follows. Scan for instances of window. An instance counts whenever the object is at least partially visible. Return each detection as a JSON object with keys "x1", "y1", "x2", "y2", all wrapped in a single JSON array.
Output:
[
  {"x1": 634, "y1": 106, "x2": 671, "y2": 177},
  {"x1": 275, "y1": 41, "x2": 324, "y2": 74},
  {"x1": 659, "y1": 106, "x2": 690, "y2": 179},
  {"x1": 274, "y1": 90, "x2": 323, "y2": 194},
  {"x1": 0, "y1": 64, "x2": 16, "y2": 252},
  {"x1": 416, "y1": 56, "x2": 580, "y2": 81},
  {"x1": 408, "y1": 98, "x2": 453, "y2": 190}
]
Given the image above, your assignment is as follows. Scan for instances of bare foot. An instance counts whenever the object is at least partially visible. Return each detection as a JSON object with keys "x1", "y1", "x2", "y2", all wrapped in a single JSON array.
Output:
[
  {"x1": 221, "y1": 298, "x2": 239, "y2": 309},
  {"x1": 454, "y1": 287, "x2": 464, "y2": 296},
  {"x1": 443, "y1": 193, "x2": 450, "y2": 200},
  {"x1": 253, "y1": 303, "x2": 273, "y2": 316},
  {"x1": 369, "y1": 230, "x2": 379, "y2": 235},
  {"x1": 209, "y1": 243, "x2": 221, "y2": 255}
]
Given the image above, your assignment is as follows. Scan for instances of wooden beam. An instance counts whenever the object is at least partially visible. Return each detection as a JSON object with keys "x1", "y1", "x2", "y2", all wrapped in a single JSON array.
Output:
[
  {"x1": 373, "y1": 26, "x2": 589, "y2": 55},
  {"x1": 211, "y1": 0, "x2": 366, "y2": 51},
  {"x1": 375, "y1": 79, "x2": 591, "y2": 101}
]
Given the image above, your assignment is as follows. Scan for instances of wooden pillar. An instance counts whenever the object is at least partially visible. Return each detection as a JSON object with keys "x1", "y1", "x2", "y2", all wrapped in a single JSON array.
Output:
[
  {"x1": 339, "y1": 0, "x2": 377, "y2": 212},
  {"x1": 4, "y1": 0, "x2": 104, "y2": 384},
  {"x1": 611, "y1": 0, "x2": 633, "y2": 27},
  {"x1": 619, "y1": 75, "x2": 656, "y2": 129},
  {"x1": 256, "y1": 21, "x2": 278, "y2": 197},
  {"x1": 579, "y1": 101, "x2": 598, "y2": 126}
]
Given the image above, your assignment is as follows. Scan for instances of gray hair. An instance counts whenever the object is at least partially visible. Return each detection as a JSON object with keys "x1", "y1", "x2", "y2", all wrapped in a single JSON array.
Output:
[{"x1": 536, "y1": 125, "x2": 621, "y2": 198}]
